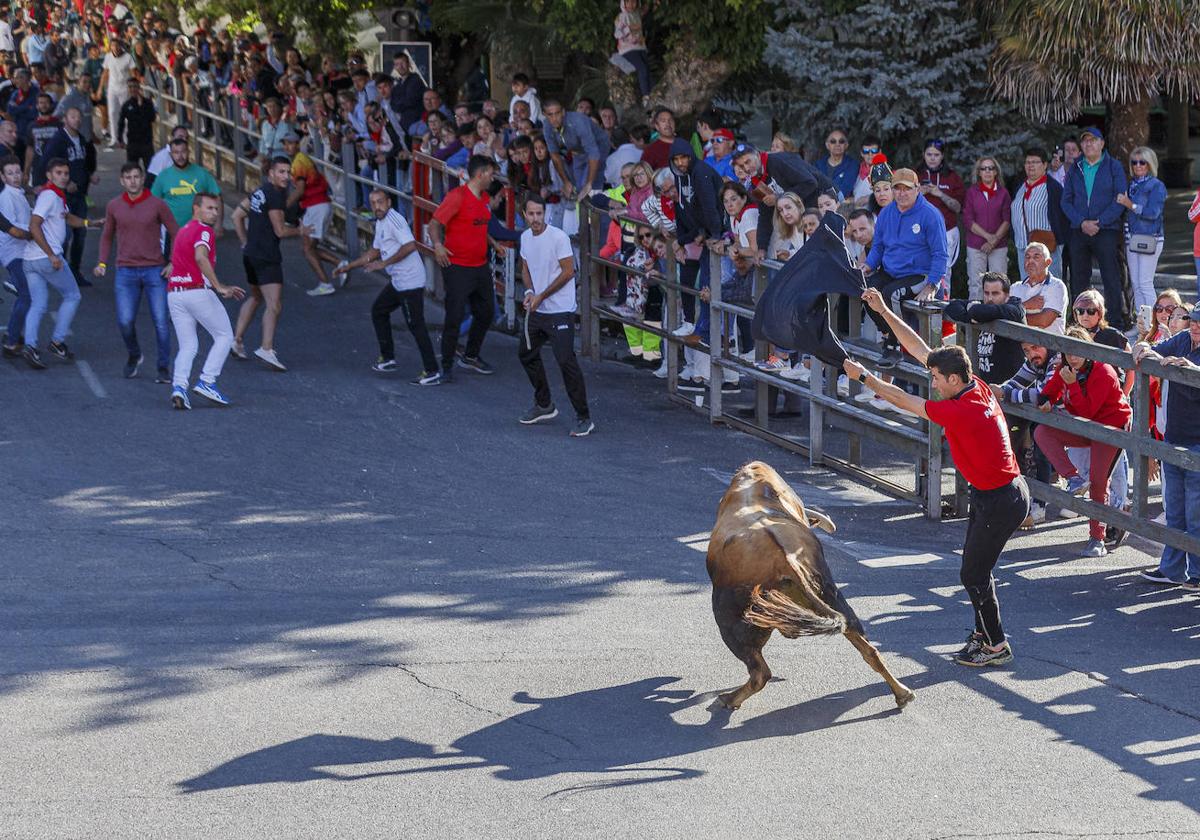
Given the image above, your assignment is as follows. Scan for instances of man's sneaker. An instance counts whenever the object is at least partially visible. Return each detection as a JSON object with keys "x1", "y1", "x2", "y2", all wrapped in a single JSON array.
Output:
[
  {"x1": 720, "y1": 380, "x2": 742, "y2": 394},
  {"x1": 335, "y1": 259, "x2": 351, "y2": 287},
  {"x1": 754, "y1": 354, "x2": 788, "y2": 372},
  {"x1": 1081, "y1": 538, "x2": 1108, "y2": 558},
  {"x1": 836, "y1": 374, "x2": 849, "y2": 397},
  {"x1": 372, "y1": 357, "x2": 398, "y2": 373},
  {"x1": 1182, "y1": 578, "x2": 1200, "y2": 592},
  {"x1": 2, "y1": 341, "x2": 23, "y2": 357},
  {"x1": 1065, "y1": 475, "x2": 1089, "y2": 496},
  {"x1": 124, "y1": 353, "x2": 144, "y2": 378},
  {"x1": 2, "y1": 278, "x2": 16, "y2": 295},
  {"x1": 1029, "y1": 502, "x2": 1047, "y2": 525},
  {"x1": 853, "y1": 388, "x2": 876, "y2": 404},
  {"x1": 255, "y1": 347, "x2": 288, "y2": 371},
  {"x1": 677, "y1": 379, "x2": 705, "y2": 393},
  {"x1": 48, "y1": 340, "x2": 74, "y2": 361},
  {"x1": 671, "y1": 321, "x2": 695, "y2": 337},
  {"x1": 192, "y1": 380, "x2": 230, "y2": 405},
  {"x1": 307, "y1": 282, "x2": 336, "y2": 297},
  {"x1": 23, "y1": 345, "x2": 45, "y2": 369},
  {"x1": 779, "y1": 364, "x2": 809, "y2": 382},
  {"x1": 155, "y1": 367, "x2": 171, "y2": 384},
  {"x1": 869, "y1": 396, "x2": 895, "y2": 413},
  {"x1": 955, "y1": 642, "x2": 1013, "y2": 667},
  {"x1": 457, "y1": 355, "x2": 495, "y2": 375},
  {"x1": 652, "y1": 359, "x2": 668, "y2": 379},
  {"x1": 1104, "y1": 525, "x2": 1126, "y2": 549},
  {"x1": 519, "y1": 403, "x2": 558, "y2": 425},
  {"x1": 412, "y1": 370, "x2": 442, "y2": 386},
  {"x1": 230, "y1": 341, "x2": 248, "y2": 360},
  {"x1": 569, "y1": 418, "x2": 595, "y2": 437},
  {"x1": 1140, "y1": 568, "x2": 1185, "y2": 585},
  {"x1": 956, "y1": 630, "x2": 985, "y2": 658},
  {"x1": 439, "y1": 365, "x2": 454, "y2": 384},
  {"x1": 877, "y1": 347, "x2": 902, "y2": 369},
  {"x1": 171, "y1": 386, "x2": 191, "y2": 410},
  {"x1": 1057, "y1": 506, "x2": 1080, "y2": 520}
]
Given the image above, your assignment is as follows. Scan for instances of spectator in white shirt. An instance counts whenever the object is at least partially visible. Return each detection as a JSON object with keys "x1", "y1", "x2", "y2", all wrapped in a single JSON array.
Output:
[{"x1": 1010, "y1": 242, "x2": 1068, "y2": 334}]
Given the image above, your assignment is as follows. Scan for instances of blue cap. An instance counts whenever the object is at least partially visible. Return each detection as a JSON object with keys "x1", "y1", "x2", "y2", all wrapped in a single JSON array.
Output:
[{"x1": 1079, "y1": 126, "x2": 1103, "y2": 141}]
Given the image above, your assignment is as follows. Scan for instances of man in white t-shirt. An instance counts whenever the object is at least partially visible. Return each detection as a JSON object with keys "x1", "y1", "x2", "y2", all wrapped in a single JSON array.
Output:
[
  {"x1": 99, "y1": 40, "x2": 135, "y2": 147},
  {"x1": 147, "y1": 125, "x2": 187, "y2": 184},
  {"x1": 517, "y1": 193, "x2": 592, "y2": 437},
  {"x1": 1009, "y1": 241, "x2": 1067, "y2": 335},
  {"x1": 334, "y1": 188, "x2": 438, "y2": 384},
  {"x1": 21, "y1": 158, "x2": 102, "y2": 368}
]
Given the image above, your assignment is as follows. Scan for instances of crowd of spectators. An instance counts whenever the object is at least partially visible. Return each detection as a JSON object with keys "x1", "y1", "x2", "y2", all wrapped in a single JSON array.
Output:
[{"x1": 0, "y1": 1, "x2": 1197, "y2": 577}]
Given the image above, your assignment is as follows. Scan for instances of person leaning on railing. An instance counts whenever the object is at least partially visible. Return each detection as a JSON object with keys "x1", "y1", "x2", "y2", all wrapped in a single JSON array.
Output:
[
  {"x1": 1133, "y1": 302, "x2": 1200, "y2": 590},
  {"x1": 991, "y1": 339, "x2": 1060, "y2": 529},
  {"x1": 1033, "y1": 326, "x2": 1132, "y2": 558}
]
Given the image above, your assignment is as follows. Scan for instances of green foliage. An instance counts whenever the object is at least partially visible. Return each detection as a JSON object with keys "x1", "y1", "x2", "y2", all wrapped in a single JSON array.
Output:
[{"x1": 196, "y1": 0, "x2": 380, "y2": 52}]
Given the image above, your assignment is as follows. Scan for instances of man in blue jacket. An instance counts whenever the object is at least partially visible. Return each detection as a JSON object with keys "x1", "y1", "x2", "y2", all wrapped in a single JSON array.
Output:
[
  {"x1": 1061, "y1": 127, "x2": 1128, "y2": 329},
  {"x1": 863, "y1": 167, "x2": 948, "y2": 368},
  {"x1": 815, "y1": 128, "x2": 858, "y2": 201}
]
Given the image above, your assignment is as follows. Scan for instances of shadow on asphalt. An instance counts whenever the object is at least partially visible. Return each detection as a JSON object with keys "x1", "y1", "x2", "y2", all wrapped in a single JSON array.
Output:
[{"x1": 175, "y1": 675, "x2": 902, "y2": 795}]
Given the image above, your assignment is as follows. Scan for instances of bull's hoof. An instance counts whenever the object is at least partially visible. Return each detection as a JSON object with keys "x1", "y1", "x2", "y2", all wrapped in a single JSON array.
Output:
[
  {"x1": 718, "y1": 691, "x2": 742, "y2": 711},
  {"x1": 894, "y1": 686, "x2": 916, "y2": 709}
]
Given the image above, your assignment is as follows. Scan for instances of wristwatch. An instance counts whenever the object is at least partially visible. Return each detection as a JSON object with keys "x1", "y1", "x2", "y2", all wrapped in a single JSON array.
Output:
[{"x1": 857, "y1": 371, "x2": 869, "y2": 384}]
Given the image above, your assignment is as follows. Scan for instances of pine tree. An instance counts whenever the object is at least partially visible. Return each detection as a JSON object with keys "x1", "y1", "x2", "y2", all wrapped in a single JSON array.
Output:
[{"x1": 762, "y1": 0, "x2": 1034, "y2": 171}]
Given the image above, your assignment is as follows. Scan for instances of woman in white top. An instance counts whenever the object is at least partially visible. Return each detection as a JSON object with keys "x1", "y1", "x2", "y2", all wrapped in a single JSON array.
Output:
[
  {"x1": 767, "y1": 192, "x2": 805, "y2": 262},
  {"x1": 718, "y1": 181, "x2": 758, "y2": 255}
]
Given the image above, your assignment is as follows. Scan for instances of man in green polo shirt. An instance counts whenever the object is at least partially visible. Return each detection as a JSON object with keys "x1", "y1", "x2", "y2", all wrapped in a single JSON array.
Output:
[{"x1": 150, "y1": 138, "x2": 221, "y2": 227}]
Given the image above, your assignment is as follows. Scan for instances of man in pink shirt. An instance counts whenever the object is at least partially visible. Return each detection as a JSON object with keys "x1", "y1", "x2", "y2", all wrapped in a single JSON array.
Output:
[{"x1": 95, "y1": 162, "x2": 179, "y2": 381}]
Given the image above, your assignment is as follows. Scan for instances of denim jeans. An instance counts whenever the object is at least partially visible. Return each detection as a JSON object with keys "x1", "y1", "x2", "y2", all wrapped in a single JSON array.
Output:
[
  {"x1": 4, "y1": 258, "x2": 29, "y2": 344},
  {"x1": 1158, "y1": 444, "x2": 1200, "y2": 581},
  {"x1": 23, "y1": 256, "x2": 81, "y2": 347},
  {"x1": 115, "y1": 265, "x2": 172, "y2": 369}
]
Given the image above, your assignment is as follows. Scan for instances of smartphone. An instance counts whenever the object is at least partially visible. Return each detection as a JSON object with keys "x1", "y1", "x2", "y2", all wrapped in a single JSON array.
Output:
[{"x1": 1138, "y1": 303, "x2": 1153, "y2": 333}]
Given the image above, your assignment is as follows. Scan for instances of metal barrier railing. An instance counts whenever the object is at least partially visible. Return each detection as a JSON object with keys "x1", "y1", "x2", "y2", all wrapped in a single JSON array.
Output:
[
  {"x1": 141, "y1": 83, "x2": 521, "y2": 331},
  {"x1": 578, "y1": 203, "x2": 1199, "y2": 556}
]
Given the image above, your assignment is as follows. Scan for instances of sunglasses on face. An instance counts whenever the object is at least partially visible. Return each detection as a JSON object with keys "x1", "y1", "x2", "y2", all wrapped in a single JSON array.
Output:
[
  {"x1": 979, "y1": 165, "x2": 997, "y2": 171},
  {"x1": 1074, "y1": 307, "x2": 1099, "y2": 316},
  {"x1": 1131, "y1": 160, "x2": 1148, "y2": 167},
  {"x1": 828, "y1": 137, "x2": 847, "y2": 144},
  {"x1": 1154, "y1": 304, "x2": 1176, "y2": 313},
  {"x1": 861, "y1": 147, "x2": 878, "y2": 155}
]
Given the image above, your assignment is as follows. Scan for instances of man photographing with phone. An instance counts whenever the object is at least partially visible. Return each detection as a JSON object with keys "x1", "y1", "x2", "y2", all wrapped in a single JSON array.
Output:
[{"x1": 844, "y1": 287, "x2": 1029, "y2": 667}]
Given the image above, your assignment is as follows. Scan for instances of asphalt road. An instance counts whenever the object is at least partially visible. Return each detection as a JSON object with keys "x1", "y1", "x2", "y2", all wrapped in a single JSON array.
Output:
[{"x1": 3, "y1": 152, "x2": 1200, "y2": 840}]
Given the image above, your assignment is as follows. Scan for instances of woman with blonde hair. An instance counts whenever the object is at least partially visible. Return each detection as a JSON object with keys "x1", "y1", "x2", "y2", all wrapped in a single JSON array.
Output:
[
  {"x1": 768, "y1": 192, "x2": 805, "y2": 261},
  {"x1": 962, "y1": 156, "x2": 1012, "y2": 299},
  {"x1": 770, "y1": 131, "x2": 798, "y2": 153},
  {"x1": 1117, "y1": 146, "x2": 1167, "y2": 313}
]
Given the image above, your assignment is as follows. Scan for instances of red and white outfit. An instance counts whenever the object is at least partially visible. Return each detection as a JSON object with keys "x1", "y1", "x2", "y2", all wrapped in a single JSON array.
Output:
[{"x1": 168, "y1": 220, "x2": 234, "y2": 389}]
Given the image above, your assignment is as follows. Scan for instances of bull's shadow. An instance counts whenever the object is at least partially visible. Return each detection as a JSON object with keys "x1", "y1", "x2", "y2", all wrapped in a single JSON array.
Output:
[{"x1": 177, "y1": 674, "x2": 905, "y2": 795}]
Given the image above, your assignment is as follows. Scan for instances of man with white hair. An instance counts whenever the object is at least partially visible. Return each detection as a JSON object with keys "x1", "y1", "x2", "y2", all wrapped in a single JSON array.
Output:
[{"x1": 1009, "y1": 242, "x2": 1068, "y2": 334}]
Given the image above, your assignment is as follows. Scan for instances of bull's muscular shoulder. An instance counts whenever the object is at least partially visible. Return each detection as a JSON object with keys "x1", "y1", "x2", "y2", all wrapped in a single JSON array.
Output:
[{"x1": 706, "y1": 513, "x2": 829, "y2": 592}]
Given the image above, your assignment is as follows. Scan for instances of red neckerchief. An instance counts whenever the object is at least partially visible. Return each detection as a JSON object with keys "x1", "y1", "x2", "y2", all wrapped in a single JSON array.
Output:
[
  {"x1": 750, "y1": 152, "x2": 770, "y2": 187},
  {"x1": 1023, "y1": 175, "x2": 1046, "y2": 203},
  {"x1": 122, "y1": 189, "x2": 149, "y2": 206},
  {"x1": 732, "y1": 202, "x2": 757, "y2": 223},
  {"x1": 979, "y1": 181, "x2": 998, "y2": 200},
  {"x1": 41, "y1": 182, "x2": 67, "y2": 209}
]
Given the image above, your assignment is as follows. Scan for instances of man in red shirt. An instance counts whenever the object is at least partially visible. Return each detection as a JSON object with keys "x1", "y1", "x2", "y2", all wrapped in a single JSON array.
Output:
[
  {"x1": 280, "y1": 132, "x2": 345, "y2": 297},
  {"x1": 844, "y1": 287, "x2": 1030, "y2": 667},
  {"x1": 639, "y1": 107, "x2": 676, "y2": 171},
  {"x1": 428, "y1": 154, "x2": 500, "y2": 381}
]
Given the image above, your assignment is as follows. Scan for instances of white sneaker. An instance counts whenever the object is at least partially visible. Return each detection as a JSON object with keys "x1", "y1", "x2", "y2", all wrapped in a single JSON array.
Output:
[
  {"x1": 837, "y1": 374, "x2": 849, "y2": 398},
  {"x1": 254, "y1": 347, "x2": 288, "y2": 371},
  {"x1": 869, "y1": 395, "x2": 894, "y2": 412},
  {"x1": 1030, "y1": 503, "x2": 1047, "y2": 525},
  {"x1": 671, "y1": 321, "x2": 695, "y2": 337},
  {"x1": 652, "y1": 359, "x2": 668, "y2": 379},
  {"x1": 853, "y1": 388, "x2": 875, "y2": 404},
  {"x1": 779, "y1": 365, "x2": 808, "y2": 381},
  {"x1": 679, "y1": 365, "x2": 696, "y2": 380},
  {"x1": 335, "y1": 259, "x2": 351, "y2": 288},
  {"x1": 307, "y1": 282, "x2": 336, "y2": 296}
]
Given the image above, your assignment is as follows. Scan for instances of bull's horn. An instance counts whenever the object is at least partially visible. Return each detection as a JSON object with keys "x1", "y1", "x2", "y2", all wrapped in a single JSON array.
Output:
[{"x1": 807, "y1": 509, "x2": 836, "y2": 534}]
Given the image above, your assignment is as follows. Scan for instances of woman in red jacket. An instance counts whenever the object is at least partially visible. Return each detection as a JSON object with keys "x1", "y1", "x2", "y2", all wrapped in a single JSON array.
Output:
[{"x1": 1034, "y1": 326, "x2": 1132, "y2": 557}]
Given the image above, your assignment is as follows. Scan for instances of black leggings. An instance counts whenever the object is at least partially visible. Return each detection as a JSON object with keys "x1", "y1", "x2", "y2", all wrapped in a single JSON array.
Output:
[
  {"x1": 867, "y1": 269, "x2": 923, "y2": 350},
  {"x1": 372, "y1": 284, "x2": 437, "y2": 373},
  {"x1": 961, "y1": 476, "x2": 1030, "y2": 646},
  {"x1": 440, "y1": 264, "x2": 493, "y2": 369}
]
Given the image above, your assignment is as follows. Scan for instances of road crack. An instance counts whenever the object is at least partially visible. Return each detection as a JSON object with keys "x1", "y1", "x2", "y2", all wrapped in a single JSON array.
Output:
[{"x1": 1023, "y1": 653, "x2": 1200, "y2": 725}]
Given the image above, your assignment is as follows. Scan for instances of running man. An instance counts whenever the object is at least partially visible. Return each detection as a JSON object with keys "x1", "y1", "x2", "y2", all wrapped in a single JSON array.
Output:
[
  {"x1": 844, "y1": 287, "x2": 1029, "y2": 667},
  {"x1": 96, "y1": 162, "x2": 179, "y2": 381},
  {"x1": 165, "y1": 192, "x2": 246, "y2": 409},
  {"x1": 21, "y1": 158, "x2": 102, "y2": 369},
  {"x1": 231, "y1": 156, "x2": 311, "y2": 372},
  {"x1": 280, "y1": 131, "x2": 347, "y2": 297},
  {"x1": 517, "y1": 193, "x2": 593, "y2": 436},
  {"x1": 333, "y1": 188, "x2": 438, "y2": 383},
  {"x1": 0, "y1": 155, "x2": 32, "y2": 357},
  {"x1": 150, "y1": 136, "x2": 221, "y2": 228}
]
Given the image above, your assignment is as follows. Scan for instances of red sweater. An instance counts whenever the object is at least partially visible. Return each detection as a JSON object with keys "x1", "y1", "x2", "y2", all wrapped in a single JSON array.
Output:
[
  {"x1": 1041, "y1": 361, "x2": 1131, "y2": 429},
  {"x1": 98, "y1": 191, "x2": 180, "y2": 267}
]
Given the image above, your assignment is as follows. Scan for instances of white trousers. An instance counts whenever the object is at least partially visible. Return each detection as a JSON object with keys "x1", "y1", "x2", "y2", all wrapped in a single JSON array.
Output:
[
  {"x1": 107, "y1": 88, "x2": 129, "y2": 143},
  {"x1": 1126, "y1": 240, "x2": 1164, "y2": 313},
  {"x1": 944, "y1": 227, "x2": 960, "y2": 278},
  {"x1": 966, "y1": 246, "x2": 1009, "y2": 300},
  {"x1": 169, "y1": 288, "x2": 233, "y2": 389}
]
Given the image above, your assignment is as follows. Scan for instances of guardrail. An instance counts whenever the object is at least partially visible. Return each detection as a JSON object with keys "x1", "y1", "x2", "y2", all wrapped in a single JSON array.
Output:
[
  {"x1": 577, "y1": 202, "x2": 1198, "y2": 558},
  {"x1": 141, "y1": 83, "x2": 521, "y2": 331}
]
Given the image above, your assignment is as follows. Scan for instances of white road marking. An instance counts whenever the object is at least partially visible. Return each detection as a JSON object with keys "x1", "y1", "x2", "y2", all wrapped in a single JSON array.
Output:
[{"x1": 77, "y1": 361, "x2": 107, "y2": 398}]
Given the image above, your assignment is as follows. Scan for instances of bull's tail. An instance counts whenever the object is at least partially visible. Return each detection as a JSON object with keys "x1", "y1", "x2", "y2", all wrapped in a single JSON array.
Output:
[{"x1": 743, "y1": 585, "x2": 847, "y2": 639}]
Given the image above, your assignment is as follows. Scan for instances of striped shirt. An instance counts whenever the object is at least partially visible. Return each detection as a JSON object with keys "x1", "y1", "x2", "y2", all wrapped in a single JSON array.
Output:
[
  {"x1": 1000, "y1": 353, "x2": 1060, "y2": 405},
  {"x1": 1011, "y1": 179, "x2": 1050, "y2": 249}
]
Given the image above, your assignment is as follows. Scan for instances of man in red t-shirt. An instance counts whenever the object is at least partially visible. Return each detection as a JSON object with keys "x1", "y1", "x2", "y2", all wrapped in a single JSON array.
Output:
[
  {"x1": 282, "y1": 132, "x2": 344, "y2": 297},
  {"x1": 844, "y1": 287, "x2": 1030, "y2": 668},
  {"x1": 429, "y1": 154, "x2": 499, "y2": 381}
]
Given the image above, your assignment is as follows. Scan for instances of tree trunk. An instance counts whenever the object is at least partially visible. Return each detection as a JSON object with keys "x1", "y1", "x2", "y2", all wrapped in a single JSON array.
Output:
[
  {"x1": 651, "y1": 38, "x2": 729, "y2": 119},
  {"x1": 1107, "y1": 94, "x2": 1152, "y2": 165},
  {"x1": 488, "y1": 36, "x2": 532, "y2": 110}
]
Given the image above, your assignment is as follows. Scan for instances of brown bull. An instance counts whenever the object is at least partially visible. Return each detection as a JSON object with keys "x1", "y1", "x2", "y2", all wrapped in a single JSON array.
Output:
[{"x1": 706, "y1": 461, "x2": 915, "y2": 711}]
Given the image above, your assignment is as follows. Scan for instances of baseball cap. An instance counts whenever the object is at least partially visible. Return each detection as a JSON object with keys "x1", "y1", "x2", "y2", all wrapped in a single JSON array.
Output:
[
  {"x1": 280, "y1": 130, "x2": 300, "y2": 142},
  {"x1": 891, "y1": 168, "x2": 919, "y2": 189},
  {"x1": 712, "y1": 128, "x2": 735, "y2": 143},
  {"x1": 1189, "y1": 302, "x2": 1200, "y2": 319},
  {"x1": 1079, "y1": 126, "x2": 1103, "y2": 141}
]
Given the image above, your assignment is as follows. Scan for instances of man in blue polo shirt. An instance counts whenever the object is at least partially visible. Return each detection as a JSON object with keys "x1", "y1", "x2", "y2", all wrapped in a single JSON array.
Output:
[
  {"x1": 862, "y1": 167, "x2": 948, "y2": 368},
  {"x1": 541, "y1": 98, "x2": 608, "y2": 201}
]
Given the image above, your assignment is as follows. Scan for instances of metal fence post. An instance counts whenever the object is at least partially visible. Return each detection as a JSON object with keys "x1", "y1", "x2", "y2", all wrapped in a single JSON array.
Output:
[
  {"x1": 340, "y1": 141, "x2": 360, "y2": 261},
  {"x1": 753, "y1": 264, "x2": 769, "y2": 426},
  {"x1": 1130, "y1": 365, "x2": 1151, "y2": 520},
  {"x1": 231, "y1": 96, "x2": 246, "y2": 195},
  {"x1": 579, "y1": 204, "x2": 597, "y2": 361},
  {"x1": 707, "y1": 249, "x2": 723, "y2": 420},
  {"x1": 664, "y1": 242, "x2": 679, "y2": 393}
]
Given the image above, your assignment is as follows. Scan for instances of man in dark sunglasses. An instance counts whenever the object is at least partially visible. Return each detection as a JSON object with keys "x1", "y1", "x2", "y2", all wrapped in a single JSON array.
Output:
[{"x1": 816, "y1": 128, "x2": 856, "y2": 200}]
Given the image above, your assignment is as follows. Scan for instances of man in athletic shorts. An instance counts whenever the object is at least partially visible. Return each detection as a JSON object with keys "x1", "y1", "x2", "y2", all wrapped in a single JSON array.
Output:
[
  {"x1": 844, "y1": 287, "x2": 1029, "y2": 667},
  {"x1": 231, "y1": 156, "x2": 311, "y2": 371},
  {"x1": 165, "y1": 192, "x2": 246, "y2": 409},
  {"x1": 280, "y1": 131, "x2": 346, "y2": 297}
]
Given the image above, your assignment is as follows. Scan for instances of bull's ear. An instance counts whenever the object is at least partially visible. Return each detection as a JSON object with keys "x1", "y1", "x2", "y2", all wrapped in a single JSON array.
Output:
[{"x1": 806, "y1": 509, "x2": 836, "y2": 534}]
